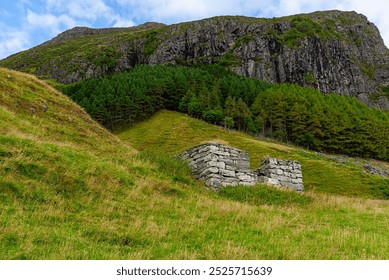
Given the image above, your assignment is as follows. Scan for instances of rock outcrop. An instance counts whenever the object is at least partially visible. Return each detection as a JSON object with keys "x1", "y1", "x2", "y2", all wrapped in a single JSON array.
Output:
[
  {"x1": 1, "y1": 10, "x2": 388, "y2": 109},
  {"x1": 363, "y1": 164, "x2": 388, "y2": 177},
  {"x1": 179, "y1": 143, "x2": 304, "y2": 192}
]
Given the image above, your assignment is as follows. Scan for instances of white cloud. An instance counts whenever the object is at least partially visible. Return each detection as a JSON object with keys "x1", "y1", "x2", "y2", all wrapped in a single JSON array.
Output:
[
  {"x1": 335, "y1": 0, "x2": 389, "y2": 46},
  {"x1": 115, "y1": 0, "x2": 275, "y2": 23},
  {"x1": 266, "y1": 0, "x2": 339, "y2": 16},
  {"x1": 112, "y1": 18, "x2": 135, "y2": 28},
  {"x1": 42, "y1": 0, "x2": 133, "y2": 26},
  {"x1": 67, "y1": 0, "x2": 113, "y2": 21},
  {"x1": 27, "y1": 10, "x2": 77, "y2": 36},
  {"x1": 0, "y1": 29, "x2": 30, "y2": 59}
]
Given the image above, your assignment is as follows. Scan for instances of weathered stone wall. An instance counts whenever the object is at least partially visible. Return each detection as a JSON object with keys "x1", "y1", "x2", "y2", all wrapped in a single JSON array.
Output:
[
  {"x1": 257, "y1": 157, "x2": 304, "y2": 192},
  {"x1": 179, "y1": 143, "x2": 304, "y2": 192},
  {"x1": 178, "y1": 143, "x2": 257, "y2": 191},
  {"x1": 363, "y1": 164, "x2": 388, "y2": 177}
]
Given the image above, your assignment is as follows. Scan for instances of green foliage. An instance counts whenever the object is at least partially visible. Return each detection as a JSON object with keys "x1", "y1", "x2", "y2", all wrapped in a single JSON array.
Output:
[
  {"x1": 272, "y1": 16, "x2": 342, "y2": 47},
  {"x1": 202, "y1": 107, "x2": 224, "y2": 124},
  {"x1": 187, "y1": 95, "x2": 202, "y2": 117},
  {"x1": 91, "y1": 46, "x2": 121, "y2": 69},
  {"x1": 339, "y1": 15, "x2": 355, "y2": 25},
  {"x1": 218, "y1": 52, "x2": 241, "y2": 67},
  {"x1": 250, "y1": 84, "x2": 389, "y2": 160},
  {"x1": 224, "y1": 116, "x2": 234, "y2": 130},
  {"x1": 144, "y1": 30, "x2": 160, "y2": 55},
  {"x1": 359, "y1": 63, "x2": 375, "y2": 80},
  {"x1": 304, "y1": 71, "x2": 315, "y2": 83},
  {"x1": 380, "y1": 85, "x2": 389, "y2": 94},
  {"x1": 217, "y1": 35, "x2": 253, "y2": 67},
  {"x1": 63, "y1": 64, "x2": 389, "y2": 161},
  {"x1": 232, "y1": 35, "x2": 253, "y2": 49},
  {"x1": 370, "y1": 85, "x2": 389, "y2": 101}
]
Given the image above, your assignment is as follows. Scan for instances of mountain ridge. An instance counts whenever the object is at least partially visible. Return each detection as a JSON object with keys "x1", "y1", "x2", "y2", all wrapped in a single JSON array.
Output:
[
  {"x1": 1, "y1": 10, "x2": 389, "y2": 109},
  {"x1": 38, "y1": 22, "x2": 167, "y2": 48}
]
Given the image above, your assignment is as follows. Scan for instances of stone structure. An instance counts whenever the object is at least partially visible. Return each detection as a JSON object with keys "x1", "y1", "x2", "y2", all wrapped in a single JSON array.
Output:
[
  {"x1": 179, "y1": 143, "x2": 304, "y2": 192},
  {"x1": 363, "y1": 164, "x2": 388, "y2": 177},
  {"x1": 257, "y1": 157, "x2": 304, "y2": 192},
  {"x1": 178, "y1": 143, "x2": 257, "y2": 190}
]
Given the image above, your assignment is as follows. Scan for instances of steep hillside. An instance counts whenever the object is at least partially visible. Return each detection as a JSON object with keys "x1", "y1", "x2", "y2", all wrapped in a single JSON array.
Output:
[
  {"x1": 0, "y1": 68, "x2": 123, "y2": 153},
  {"x1": 1, "y1": 10, "x2": 389, "y2": 109},
  {"x1": 1, "y1": 69, "x2": 388, "y2": 259}
]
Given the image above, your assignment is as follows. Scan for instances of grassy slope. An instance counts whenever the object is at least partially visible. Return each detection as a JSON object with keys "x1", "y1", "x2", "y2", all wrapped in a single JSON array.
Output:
[
  {"x1": 117, "y1": 110, "x2": 389, "y2": 259},
  {"x1": 118, "y1": 110, "x2": 389, "y2": 199},
  {"x1": 1, "y1": 70, "x2": 388, "y2": 259},
  {"x1": 0, "y1": 29, "x2": 138, "y2": 75}
]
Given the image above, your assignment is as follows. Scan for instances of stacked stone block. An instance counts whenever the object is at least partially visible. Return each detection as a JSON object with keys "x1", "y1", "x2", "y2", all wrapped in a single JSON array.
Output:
[
  {"x1": 363, "y1": 164, "x2": 388, "y2": 177},
  {"x1": 178, "y1": 143, "x2": 257, "y2": 191},
  {"x1": 179, "y1": 143, "x2": 304, "y2": 192},
  {"x1": 257, "y1": 157, "x2": 304, "y2": 192}
]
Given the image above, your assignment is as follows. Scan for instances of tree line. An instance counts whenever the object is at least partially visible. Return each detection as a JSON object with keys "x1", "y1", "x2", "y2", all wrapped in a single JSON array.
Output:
[{"x1": 62, "y1": 64, "x2": 389, "y2": 161}]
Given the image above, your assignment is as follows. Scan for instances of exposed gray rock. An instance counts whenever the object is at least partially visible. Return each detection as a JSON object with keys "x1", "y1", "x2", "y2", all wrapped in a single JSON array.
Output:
[
  {"x1": 363, "y1": 164, "x2": 388, "y2": 177},
  {"x1": 29, "y1": 107, "x2": 36, "y2": 114},
  {"x1": 149, "y1": 11, "x2": 388, "y2": 109}
]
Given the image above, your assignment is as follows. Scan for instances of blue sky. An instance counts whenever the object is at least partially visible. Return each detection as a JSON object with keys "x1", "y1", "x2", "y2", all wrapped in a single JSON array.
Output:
[{"x1": 1, "y1": 0, "x2": 389, "y2": 59}]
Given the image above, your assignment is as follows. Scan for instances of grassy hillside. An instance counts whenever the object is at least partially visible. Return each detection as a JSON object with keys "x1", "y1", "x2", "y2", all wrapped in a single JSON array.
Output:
[
  {"x1": 1, "y1": 69, "x2": 388, "y2": 259},
  {"x1": 118, "y1": 110, "x2": 389, "y2": 199}
]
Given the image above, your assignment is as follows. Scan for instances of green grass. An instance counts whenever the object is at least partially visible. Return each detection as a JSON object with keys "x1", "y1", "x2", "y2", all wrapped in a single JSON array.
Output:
[
  {"x1": 304, "y1": 71, "x2": 315, "y2": 83},
  {"x1": 1, "y1": 69, "x2": 389, "y2": 259},
  {"x1": 273, "y1": 16, "x2": 343, "y2": 47},
  {"x1": 219, "y1": 185, "x2": 311, "y2": 206}
]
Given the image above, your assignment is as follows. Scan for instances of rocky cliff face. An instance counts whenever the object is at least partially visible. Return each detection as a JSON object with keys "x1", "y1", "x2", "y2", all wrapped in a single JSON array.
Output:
[
  {"x1": 1, "y1": 10, "x2": 389, "y2": 109},
  {"x1": 148, "y1": 11, "x2": 389, "y2": 109}
]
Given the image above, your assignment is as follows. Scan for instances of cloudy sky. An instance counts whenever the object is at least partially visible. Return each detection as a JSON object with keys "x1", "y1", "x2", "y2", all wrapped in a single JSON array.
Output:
[{"x1": 1, "y1": 0, "x2": 389, "y2": 59}]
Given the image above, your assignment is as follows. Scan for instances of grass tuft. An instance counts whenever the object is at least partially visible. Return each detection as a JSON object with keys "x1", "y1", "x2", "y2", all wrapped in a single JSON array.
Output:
[{"x1": 219, "y1": 185, "x2": 312, "y2": 206}]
